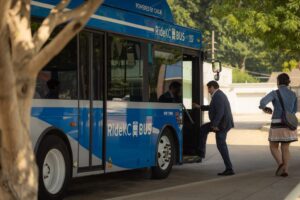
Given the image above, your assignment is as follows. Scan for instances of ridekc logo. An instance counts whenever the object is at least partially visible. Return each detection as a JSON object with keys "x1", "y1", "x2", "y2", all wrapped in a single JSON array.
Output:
[
  {"x1": 155, "y1": 26, "x2": 185, "y2": 42},
  {"x1": 107, "y1": 117, "x2": 153, "y2": 137}
]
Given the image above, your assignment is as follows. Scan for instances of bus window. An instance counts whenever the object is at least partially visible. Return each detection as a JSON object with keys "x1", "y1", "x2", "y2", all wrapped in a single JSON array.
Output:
[
  {"x1": 149, "y1": 45, "x2": 182, "y2": 102},
  {"x1": 183, "y1": 61, "x2": 193, "y2": 109},
  {"x1": 79, "y1": 32, "x2": 91, "y2": 100},
  {"x1": 93, "y1": 33, "x2": 104, "y2": 101},
  {"x1": 35, "y1": 37, "x2": 78, "y2": 100},
  {"x1": 107, "y1": 36, "x2": 144, "y2": 102}
]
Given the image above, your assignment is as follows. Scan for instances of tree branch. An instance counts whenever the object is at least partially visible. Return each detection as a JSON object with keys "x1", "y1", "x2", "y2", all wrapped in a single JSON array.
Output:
[
  {"x1": 0, "y1": 1, "x2": 10, "y2": 32},
  {"x1": 32, "y1": 0, "x2": 86, "y2": 52},
  {"x1": 28, "y1": 0, "x2": 104, "y2": 75},
  {"x1": 23, "y1": 0, "x2": 31, "y2": 21},
  {"x1": 9, "y1": 0, "x2": 31, "y2": 28},
  {"x1": 7, "y1": 0, "x2": 33, "y2": 68}
]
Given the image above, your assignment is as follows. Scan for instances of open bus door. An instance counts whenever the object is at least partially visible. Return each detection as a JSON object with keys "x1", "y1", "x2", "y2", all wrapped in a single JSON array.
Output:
[{"x1": 181, "y1": 54, "x2": 203, "y2": 163}]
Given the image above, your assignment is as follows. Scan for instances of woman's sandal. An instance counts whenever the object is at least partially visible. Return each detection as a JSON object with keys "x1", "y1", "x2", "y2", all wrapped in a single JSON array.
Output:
[
  {"x1": 275, "y1": 164, "x2": 284, "y2": 176},
  {"x1": 280, "y1": 172, "x2": 288, "y2": 177}
]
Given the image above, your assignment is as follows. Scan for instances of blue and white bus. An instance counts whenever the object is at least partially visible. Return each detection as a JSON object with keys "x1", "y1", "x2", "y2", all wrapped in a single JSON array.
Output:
[{"x1": 30, "y1": 0, "x2": 210, "y2": 199}]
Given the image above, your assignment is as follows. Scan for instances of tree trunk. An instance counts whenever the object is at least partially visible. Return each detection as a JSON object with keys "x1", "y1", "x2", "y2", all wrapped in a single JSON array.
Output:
[
  {"x1": 0, "y1": 21, "x2": 38, "y2": 200},
  {"x1": 239, "y1": 56, "x2": 247, "y2": 72},
  {"x1": 0, "y1": 0, "x2": 104, "y2": 199}
]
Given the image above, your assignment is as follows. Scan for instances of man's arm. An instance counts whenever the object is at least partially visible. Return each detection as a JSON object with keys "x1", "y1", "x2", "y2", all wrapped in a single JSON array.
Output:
[
  {"x1": 211, "y1": 96, "x2": 225, "y2": 128},
  {"x1": 192, "y1": 103, "x2": 210, "y2": 111},
  {"x1": 201, "y1": 105, "x2": 210, "y2": 111}
]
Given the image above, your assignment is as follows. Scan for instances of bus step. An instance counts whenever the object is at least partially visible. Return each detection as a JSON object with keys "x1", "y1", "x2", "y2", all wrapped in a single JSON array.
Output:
[{"x1": 182, "y1": 155, "x2": 202, "y2": 163}]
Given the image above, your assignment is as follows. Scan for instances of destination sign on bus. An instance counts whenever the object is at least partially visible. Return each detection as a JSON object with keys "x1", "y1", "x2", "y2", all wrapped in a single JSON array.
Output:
[{"x1": 136, "y1": 3, "x2": 163, "y2": 16}]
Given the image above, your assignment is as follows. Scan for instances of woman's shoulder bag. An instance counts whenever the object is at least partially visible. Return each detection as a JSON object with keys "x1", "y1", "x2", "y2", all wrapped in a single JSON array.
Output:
[{"x1": 276, "y1": 90, "x2": 298, "y2": 131}]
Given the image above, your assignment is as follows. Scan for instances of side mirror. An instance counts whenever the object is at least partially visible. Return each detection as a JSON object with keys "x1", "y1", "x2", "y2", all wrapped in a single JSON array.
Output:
[
  {"x1": 214, "y1": 72, "x2": 220, "y2": 81},
  {"x1": 212, "y1": 61, "x2": 222, "y2": 73}
]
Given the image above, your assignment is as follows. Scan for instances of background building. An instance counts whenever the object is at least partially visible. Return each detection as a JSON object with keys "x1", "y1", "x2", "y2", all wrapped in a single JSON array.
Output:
[
  {"x1": 268, "y1": 69, "x2": 300, "y2": 111},
  {"x1": 203, "y1": 62, "x2": 277, "y2": 114}
]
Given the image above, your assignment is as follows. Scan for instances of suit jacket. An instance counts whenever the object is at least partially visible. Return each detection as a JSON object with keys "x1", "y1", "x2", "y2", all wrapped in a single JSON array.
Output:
[
  {"x1": 202, "y1": 90, "x2": 234, "y2": 130},
  {"x1": 158, "y1": 91, "x2": 181, "y2": 103}
]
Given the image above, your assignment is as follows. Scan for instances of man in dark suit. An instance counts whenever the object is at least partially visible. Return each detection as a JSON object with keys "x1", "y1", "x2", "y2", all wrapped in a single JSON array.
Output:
[
  {"x1": 158, "y1": 81, "x2": 182, "y2": 103},
  {"x1": 193, "y1": 81, "x2": 234, "y2": 176}
]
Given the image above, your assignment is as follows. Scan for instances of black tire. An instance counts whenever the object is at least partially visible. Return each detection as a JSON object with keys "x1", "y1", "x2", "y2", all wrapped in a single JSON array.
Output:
[
  {"x1": 151, "y1": 129, "x2": 175, "y2": 179},
  {"x1": 36, "y1": 135, "x2": 71, "y2": 200}
]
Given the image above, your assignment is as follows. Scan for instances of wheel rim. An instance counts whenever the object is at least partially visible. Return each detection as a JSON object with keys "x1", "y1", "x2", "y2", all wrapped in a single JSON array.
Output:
[
  {"x1": 43, "y1": 149, "x2": 66, "y2": 194},
  {"x1": 157, "y1": 135, "x2": 172, "y2": 170}
]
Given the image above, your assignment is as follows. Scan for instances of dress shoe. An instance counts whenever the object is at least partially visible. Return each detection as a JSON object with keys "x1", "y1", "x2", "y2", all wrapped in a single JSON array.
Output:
[
  {"x1": 196, "y1": 157, "x2": 202, "y2": 163},
  {"x1": 218, "y1": 169, "x2": 235, "y2": 176}
]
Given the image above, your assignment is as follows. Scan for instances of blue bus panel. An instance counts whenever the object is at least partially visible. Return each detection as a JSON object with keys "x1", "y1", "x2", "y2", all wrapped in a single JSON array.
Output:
[
  {"x1": 31, "y1": 0, "x2": 202, "y2": 49},
  {"x1": 31, "y1": 101, "x2": 183, "y2": 171}
]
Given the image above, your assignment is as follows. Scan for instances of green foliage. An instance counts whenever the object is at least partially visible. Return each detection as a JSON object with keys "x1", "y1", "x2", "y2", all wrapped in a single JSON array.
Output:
[
  {"x1": 283, "y1": 59, "x2": 298, "y2": 72},
  {"x1": 168, "y1": 0, "x2": 300, "y2": 80},
  {"x1": 232, "y1": 69, "x2": 259, "y2": 83},
  {"x1": 211, "y1": 0, "x2": 300, "y2": 57},
  {"x1": 167, "y1": 0, "x2": 199, "y2": 28},
  {"x1": 167, "y1": 0, "x2": 211, "y2": 31}
]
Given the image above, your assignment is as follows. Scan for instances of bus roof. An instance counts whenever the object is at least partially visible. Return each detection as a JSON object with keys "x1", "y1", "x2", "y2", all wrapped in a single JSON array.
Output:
[{"x1": 31, "y1": 0, "x2": 202, "y2": 50}]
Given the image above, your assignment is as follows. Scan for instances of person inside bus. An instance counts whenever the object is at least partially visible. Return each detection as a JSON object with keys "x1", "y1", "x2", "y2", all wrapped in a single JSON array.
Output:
[
  {"x1": 45, "y1": 78, "x2": 60, "y2": 99},
  {"x1": 193, "y1": 81, "x2": 235, "y2": 176},
  {"x1": 158, "y1": 81, "x2": 182, "y2": 103}
]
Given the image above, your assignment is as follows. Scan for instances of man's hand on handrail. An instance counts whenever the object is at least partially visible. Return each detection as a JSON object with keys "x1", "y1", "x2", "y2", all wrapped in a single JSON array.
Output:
[
  {"x1": 192, "y1": 103, "x2": 201, "y2": 109},
  {"x1": 193, "y1": 103, "x2": 210, "y2": 111}
]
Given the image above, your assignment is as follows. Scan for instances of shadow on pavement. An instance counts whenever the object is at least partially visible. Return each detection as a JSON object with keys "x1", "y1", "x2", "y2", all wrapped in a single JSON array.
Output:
[{"x1": 66, "y1": 144, "x2": 300, "y2": 200}]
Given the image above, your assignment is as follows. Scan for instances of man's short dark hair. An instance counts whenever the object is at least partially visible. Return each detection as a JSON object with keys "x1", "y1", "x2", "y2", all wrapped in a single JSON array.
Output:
[
  {"x1": 169, "y1": 81, "x2": 181, "y2": 90},
  {"x1": 207, "y1": 81, "x2": 219, "y2": 89},
  {"x1": 277, "y1": 73, "x2": 290, "y2": 86}
]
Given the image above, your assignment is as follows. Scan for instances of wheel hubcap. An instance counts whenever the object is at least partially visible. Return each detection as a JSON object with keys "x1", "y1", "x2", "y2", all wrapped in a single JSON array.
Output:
[
  {"x1": 157, "y1": 135, "x2": 172, "y2": 170},
  {"x1": 43, "y1": 149, "x2": 66, "y2": 194}
]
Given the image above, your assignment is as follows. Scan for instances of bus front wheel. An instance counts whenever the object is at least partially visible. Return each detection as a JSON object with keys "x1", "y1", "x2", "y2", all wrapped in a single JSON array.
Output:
[
  {"x1": 37, "y1": 135, "x2": 71, "y2": 200},
  {"x1": 152, "y1": 129, "x2": 175, "y2": 179}
]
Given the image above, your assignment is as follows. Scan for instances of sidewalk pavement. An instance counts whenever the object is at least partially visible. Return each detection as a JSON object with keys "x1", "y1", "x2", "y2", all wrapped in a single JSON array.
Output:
[
  {"x1": 108, "y1": 129, "x2": 300, "y2": 200},
  {"x1": 108, "y1": 166, "x2": 300, "y2": 200},
  {"x1": 66, "y1": 120, "x2": 300, "y2": 200}
]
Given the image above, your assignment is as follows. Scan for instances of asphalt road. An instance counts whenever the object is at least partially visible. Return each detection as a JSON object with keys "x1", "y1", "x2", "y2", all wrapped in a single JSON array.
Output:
[{"x1": 65, "y1": 127, "x2": 300, "y2": 200}]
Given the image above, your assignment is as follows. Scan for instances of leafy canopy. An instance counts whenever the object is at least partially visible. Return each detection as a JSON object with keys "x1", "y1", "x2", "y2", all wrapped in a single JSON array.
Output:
[{"x1": 168, "y1": 0, "x2": 300, "y2": 82}]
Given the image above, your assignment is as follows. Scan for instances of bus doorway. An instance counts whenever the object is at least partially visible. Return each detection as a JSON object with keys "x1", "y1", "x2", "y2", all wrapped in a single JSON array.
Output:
[
  {"x1": 77, "y1": 31, "x2": 105, "y2": 171},
  {"x1": 182, "y1": 54, "x2": 203, "y2": 162}
]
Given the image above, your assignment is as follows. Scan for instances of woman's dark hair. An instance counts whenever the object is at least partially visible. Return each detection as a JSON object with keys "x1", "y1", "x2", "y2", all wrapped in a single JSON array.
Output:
[
  {"x1": 277, "y1": 73, "x2": 290, "y2": 86},
  {"x1": 207, "y1": 81, "x2": 219, "y2": 89}
]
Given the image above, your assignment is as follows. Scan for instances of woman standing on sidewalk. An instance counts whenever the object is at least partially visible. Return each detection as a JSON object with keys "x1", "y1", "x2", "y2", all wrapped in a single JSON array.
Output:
[{"x1": 259, "y1": 73, "x2": 298, "y2": 177}]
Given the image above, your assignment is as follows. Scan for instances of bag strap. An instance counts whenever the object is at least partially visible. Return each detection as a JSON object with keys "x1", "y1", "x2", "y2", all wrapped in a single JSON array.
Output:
[{"x1": 276, "y1": 90, "x2": 286, "y2": 112}]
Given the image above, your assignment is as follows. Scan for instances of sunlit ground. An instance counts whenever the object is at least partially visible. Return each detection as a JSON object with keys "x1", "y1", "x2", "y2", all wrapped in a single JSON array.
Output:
[{"x1": 66, "y1": 113, "x2": 300, "y2": 200}]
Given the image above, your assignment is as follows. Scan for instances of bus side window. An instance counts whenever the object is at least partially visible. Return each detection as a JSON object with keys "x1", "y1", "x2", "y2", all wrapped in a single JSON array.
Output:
[
  {"x1": 35, "y1": 36, "x2": 78, "y2": 100},
  {"x1": 108, "y1": 36, "x2": 144, "y2": 102},
  {"x1": 149, "y1": 45, "x2": 182, "y2": 103}
]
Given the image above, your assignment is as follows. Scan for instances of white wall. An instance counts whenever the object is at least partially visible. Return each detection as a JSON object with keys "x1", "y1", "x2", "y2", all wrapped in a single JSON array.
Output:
[
  {"x1": 223, "y1": 83, "x2": 277, "y2": 114},
  {"x1": 203, "y1": 62, "x2": 232, "y2": 105},
  {"x1": 203, "y1": 62, "x2": 232, "y2": 86},
  {"x1": 203, "y1": 63, "x2": 278, "y2": 114}
]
